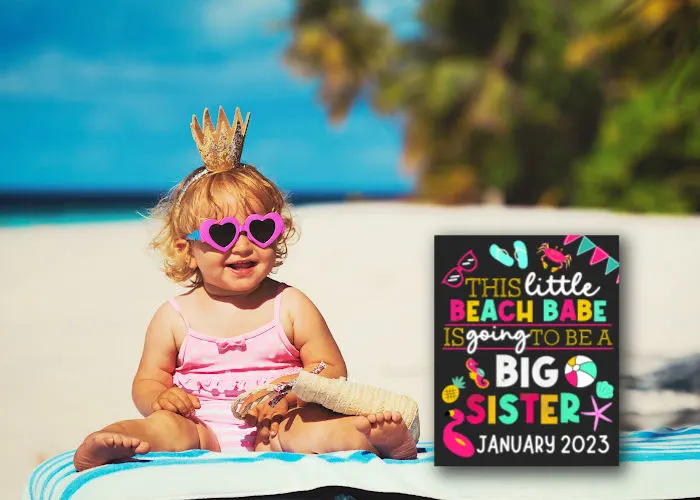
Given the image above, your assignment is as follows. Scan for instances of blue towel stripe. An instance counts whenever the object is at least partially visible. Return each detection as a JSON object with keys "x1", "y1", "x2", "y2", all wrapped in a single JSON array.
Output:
[
  {"x1": 42, "y1": 459, "x2": 75, "y2": 500},
  {"x1": 622, "y1": 437, "x2": 700, "y2": 444},
  {"x1": 624, "y1": 427, "x2": 700, "y2": 438},
  {"x1": 623, "y1": 445, "x2": 700, "y2": 451},
  {"x1": 622, "y1": 446, "x2": 700, "y2": 453},
  {"x1": 26, "y1": 428, "x2": 700, "y2": 500},
  {"x1": 47, "y1": 467, "x2": 79, "y2": 500},
  {"x1": 138, "y1": 449, "x2": 211, "y2": 459},
  {"x1": 29, "y1": 450, "x2": 72, "y2": 498},
  {"x1": 621, "y1": 452, "x2": 700, "y2": 462},
  {"x1": 29, "y1": 452, "x2": 74, "y2": 500},
  {"x1": 623, "y1": 436, "x2": 700, "y2": 443}
]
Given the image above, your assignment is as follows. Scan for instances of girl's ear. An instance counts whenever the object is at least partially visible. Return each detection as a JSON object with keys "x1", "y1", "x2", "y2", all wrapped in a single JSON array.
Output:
[{"x1": 175, "y1": 239, "x2": 198, "y2": 270}]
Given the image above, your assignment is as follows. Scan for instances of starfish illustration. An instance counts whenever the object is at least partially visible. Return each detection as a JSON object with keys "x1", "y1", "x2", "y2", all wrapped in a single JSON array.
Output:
[{"x1": 580, "y1": 395, "x2": 613, "y2": 432}]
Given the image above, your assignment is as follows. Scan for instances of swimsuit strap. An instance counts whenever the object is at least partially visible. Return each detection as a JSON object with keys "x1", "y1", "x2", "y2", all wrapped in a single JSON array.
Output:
[
  {"x1": 273, "y1": 283, "x2": 286, "y2": 324},
  {"x1": 168, "y1": 297, "x2": 190, "y2": 330}
]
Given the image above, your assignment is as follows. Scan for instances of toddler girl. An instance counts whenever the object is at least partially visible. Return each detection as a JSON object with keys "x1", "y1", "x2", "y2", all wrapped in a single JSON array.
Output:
[{"x1": 73, "y1": 106, "x2": 417, "y2": 471}]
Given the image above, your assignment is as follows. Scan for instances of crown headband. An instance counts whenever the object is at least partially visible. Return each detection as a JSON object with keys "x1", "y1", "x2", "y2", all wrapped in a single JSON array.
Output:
[{"x1": 176, "y1": 106, "x2": 251, "y2": 205}]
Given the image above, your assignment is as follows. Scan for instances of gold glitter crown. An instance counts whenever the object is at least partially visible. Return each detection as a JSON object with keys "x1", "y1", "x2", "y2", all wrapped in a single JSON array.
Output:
[{"x1": 190, "y1": 106, "x2": 251, "y2": 173}]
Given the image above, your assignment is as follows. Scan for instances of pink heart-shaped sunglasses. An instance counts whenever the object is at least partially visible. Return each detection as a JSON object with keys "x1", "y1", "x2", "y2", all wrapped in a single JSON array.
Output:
[{"x1": 186, "y1": 213, "x2": 284, "y2": 252}]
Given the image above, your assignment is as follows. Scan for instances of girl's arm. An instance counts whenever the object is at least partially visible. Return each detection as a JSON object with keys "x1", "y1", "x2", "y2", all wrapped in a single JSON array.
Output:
[
  {"x1": 281, "y1": 288, "x2": 347, "y2": 406},
  {"x1": 242, "y1": 288, "x2": 345, "y2": 440},
  {"x1": 288, "y1": 287, "x2": 347, "y2": 377},
  {"x1": 131, "y1": 303, "x2": 180, "y2": 416}
]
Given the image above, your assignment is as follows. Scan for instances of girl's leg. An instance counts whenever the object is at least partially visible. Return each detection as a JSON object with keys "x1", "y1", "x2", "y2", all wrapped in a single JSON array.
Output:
[
  {"x1": 73, "y1": 410, "x2": 220, "y2": 471},
  {"x1": 257, "y1": 405, "x2": 417, "y2": 460}
]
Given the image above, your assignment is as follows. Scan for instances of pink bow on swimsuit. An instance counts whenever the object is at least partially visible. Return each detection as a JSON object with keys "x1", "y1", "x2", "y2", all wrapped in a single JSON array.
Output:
[{"x1": 217, "y1": 338, "x2": 247, "y2": 353}]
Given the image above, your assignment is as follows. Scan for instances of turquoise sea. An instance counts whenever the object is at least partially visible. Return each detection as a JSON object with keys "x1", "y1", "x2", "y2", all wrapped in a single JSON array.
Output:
[
  {"x1": 0, "y1": 191, "x2": 403, "y2": 227},
  {"x1": 0, "y1": 208, "x2": 148, "y2": 227}
]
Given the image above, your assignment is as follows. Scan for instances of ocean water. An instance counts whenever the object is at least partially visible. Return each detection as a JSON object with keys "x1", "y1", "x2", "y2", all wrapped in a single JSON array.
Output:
[
  {"x1": 0, "y1": 191, "x2": 401, "y2": 227},
  {"x1": 0, "y1": 208, "x2": 147, "y2": 227}
]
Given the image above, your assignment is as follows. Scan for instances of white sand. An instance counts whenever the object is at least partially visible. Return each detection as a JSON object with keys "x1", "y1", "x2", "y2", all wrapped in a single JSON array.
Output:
[{"x1": 1, "y1": 202, "x2": 698, "y2": 499}]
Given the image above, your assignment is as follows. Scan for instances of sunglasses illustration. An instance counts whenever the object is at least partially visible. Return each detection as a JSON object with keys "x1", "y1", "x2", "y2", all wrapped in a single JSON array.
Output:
[
  {"x1": 186, "y1": 213, "x2": 285, "y2": 252},
  {"x1": 441, "y1": 250, "x2": 478, "y2": 288}
]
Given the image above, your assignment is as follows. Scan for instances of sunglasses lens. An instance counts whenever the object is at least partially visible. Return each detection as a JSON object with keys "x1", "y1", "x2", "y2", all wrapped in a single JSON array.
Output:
[
  {"x1": 442, "y1": 268, "x2": 462, "y2": 287},
  {"x1": 458, "y1": 250, "x2": 477, "y2": 272},
  {"x1": 209, "y1": 222, "x2": 238, "y2": 248},
  {"x1": 248, "y1": 218, "x2": 278, "y2": 245}
]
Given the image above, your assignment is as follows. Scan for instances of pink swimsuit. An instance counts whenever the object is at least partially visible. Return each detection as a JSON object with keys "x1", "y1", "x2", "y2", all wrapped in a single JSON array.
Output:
[{"x1": 168, "y1": 285, "x2": 303, "y2": 451}]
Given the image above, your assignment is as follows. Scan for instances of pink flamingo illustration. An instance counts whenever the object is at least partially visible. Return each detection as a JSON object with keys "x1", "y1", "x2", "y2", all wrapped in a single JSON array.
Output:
[{"x1": 443, "y1": 409, "x2": 475, "y2": 458}]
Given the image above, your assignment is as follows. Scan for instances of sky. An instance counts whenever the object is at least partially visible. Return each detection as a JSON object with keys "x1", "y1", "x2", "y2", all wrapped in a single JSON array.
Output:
[{"x1": 0, "y1": 0, "x2": 420, "y2": 195}]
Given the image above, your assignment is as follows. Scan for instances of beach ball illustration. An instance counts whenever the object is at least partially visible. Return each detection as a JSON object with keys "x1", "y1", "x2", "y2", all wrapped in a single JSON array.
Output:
[{"x1": 564, "y1": 355, "x2": 598, "y2": 388}]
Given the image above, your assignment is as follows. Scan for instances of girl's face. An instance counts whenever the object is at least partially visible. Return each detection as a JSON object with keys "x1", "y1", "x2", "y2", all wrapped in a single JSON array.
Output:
[{"x1": 188, "y1": 202, "x2": 278, "y2": 297}]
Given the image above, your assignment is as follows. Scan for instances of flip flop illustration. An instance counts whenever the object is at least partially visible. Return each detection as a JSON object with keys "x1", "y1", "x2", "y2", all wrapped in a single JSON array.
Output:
[
  {"x1": 512, "y1": 240, "x2": 528, "y2": 269},
  {"x1": 489, "y1": 244, "x2": 514, "y2": 267}
]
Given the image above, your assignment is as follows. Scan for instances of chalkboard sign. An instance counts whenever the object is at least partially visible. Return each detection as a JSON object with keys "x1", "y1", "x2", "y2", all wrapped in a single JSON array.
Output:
[{"x1": 434, "y1": 235, "x2": 619, "y2": 466}]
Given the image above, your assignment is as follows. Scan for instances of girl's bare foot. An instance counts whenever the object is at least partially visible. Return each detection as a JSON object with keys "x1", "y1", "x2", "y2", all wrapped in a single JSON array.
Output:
[
  {"x1": 354, "y1": 411, "x2": 417, "y2": 460},
  {"x1": 73, "y1": 432, "x2": 151, "y2": 472}
]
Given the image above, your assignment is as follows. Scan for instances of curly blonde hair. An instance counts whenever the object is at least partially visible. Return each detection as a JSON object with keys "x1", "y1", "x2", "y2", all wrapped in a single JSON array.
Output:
[{"x1": 149, "y1": 165, "x2": 298, "y2": 288}]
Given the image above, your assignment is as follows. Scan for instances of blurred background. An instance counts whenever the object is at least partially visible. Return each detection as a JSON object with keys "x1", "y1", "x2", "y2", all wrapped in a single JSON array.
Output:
[{"x1": 2, "y1": 0, "x2": 699, "y2": 223}]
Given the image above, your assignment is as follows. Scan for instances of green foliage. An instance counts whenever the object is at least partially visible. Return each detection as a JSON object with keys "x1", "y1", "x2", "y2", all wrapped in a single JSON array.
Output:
[
  {"x1": 284, "y1": 0, "x2": 700, "y2": 213},
  {"x1": 575, "y1": 58, "x2": 700, "y2": 212}
]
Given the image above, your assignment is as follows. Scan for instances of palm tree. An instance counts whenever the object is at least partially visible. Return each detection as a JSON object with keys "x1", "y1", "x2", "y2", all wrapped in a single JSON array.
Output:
[
  {"x1": 565, "y1": 0, "x2": 700, "y2": 212},
  {"x1": 284, "y1": 0, "x2": 394, "y2": 122},
  {"x1": 283, "y1": 0, "x2": 700, "y2": 212}
]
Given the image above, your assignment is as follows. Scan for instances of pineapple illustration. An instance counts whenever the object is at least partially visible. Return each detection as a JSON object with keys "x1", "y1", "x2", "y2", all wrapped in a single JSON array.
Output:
[{"x1": 442, "y1": 376, "x2": 466, "y2": 403}]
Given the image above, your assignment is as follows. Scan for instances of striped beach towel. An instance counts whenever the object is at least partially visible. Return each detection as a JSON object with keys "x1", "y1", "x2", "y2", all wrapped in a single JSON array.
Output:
[{"x1": 24, "y1": 427, "x2": 700, "y2": 500}]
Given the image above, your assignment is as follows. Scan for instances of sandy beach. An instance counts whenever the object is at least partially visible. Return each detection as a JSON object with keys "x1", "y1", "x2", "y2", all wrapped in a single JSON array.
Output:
[{"x1": 2, "y1": 202, "x2": 699, "y2": 499}]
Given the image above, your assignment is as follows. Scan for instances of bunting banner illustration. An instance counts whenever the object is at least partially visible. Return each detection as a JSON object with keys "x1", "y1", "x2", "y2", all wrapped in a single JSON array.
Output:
[{"x1": 562, "y1": 235, "x2": 619, "y2": 284}]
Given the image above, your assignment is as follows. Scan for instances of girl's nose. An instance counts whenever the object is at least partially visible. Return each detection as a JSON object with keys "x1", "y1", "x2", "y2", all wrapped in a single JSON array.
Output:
[{"x1": 232, "y1": 232, "x2": 254, "y2": 252}]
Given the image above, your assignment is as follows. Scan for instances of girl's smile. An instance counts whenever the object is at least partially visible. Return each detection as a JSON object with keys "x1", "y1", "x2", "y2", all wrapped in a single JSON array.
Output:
[{"x1": 226, "y1": 259, "x2": 259, "y2": 276}]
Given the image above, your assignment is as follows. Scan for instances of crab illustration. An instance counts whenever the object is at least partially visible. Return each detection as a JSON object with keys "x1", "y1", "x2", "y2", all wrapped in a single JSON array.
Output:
[{"x1": 537, "y1": 242, "x2": 572, "y2": 272}]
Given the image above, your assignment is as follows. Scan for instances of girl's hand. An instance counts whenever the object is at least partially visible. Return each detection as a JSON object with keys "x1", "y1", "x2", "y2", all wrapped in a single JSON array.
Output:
[
  {"x1": 245, "y1": 396, "x2": 290, "y2": 445},
  {"x1": 237, "y1": 373, "x2": 298, "y2": 416},
  {"x1": 152, "y1": 387, "x2": 201, "y2": 417}
]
